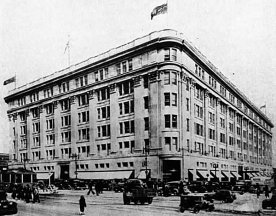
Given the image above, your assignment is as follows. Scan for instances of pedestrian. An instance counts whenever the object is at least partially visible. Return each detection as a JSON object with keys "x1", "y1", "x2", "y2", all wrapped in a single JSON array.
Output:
[
  {"x1": 87, "y1": 181, "x2": 95, "y2": 195},
  {"x1": 79, "y1": 195, "x2": 86, "y2": 215},
  {"x1": 178, "y1": 181, "x2": 184, "y2": 195},
  {"x1": 33, "y1": 186, "x2": 40, "y2": 203},
  {"x1": 256, "y1": 183, "x2": 261, "y2": 199},
  {"x1": 95, "y1": 181, "x2": 100, "y2": 196},
  {"x1": 264, "y1": 185, "x2": 270, "y2": 199}
]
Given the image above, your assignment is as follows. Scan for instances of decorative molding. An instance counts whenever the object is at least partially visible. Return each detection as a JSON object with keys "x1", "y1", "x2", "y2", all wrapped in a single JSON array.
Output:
[
  {"x1": 149, "y1": 71, "x2": 158, "y2": 82},
  {"x1": 88, "y1": 90, "x2": 94, "y2": 100},
  {"x1": 70, "y1": 96, "x2": 76, "y2": 105},
  {"x1": 39, "y1": 105, "x2": 43, "y2": 113},
  {"x1": 25, "y1": 109, "x2": 30, "y2": 117},
  {"x1": 53, "y1": 101, "x2": 58, "y2": 109},
  {"x1": 133, "y1": 75, "x2": 141, "y2": 87},
  {"x1": 109, "y1": 84, "x2": 116, "y2": 94}
]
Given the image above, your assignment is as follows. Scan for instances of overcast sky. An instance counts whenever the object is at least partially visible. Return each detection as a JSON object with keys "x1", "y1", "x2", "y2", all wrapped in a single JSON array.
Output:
[{"x1": 0, "y1": 0, "x2": 276, "y2": 153}]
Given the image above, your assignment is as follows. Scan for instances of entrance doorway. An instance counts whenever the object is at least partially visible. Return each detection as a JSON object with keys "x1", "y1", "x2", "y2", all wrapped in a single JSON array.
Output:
[
  {"x1": 162, "y1": 160, "x2": 181, "y2": 182},
  {"x1": 60, "y1": 165, "x2": 69, "y2": 179}
]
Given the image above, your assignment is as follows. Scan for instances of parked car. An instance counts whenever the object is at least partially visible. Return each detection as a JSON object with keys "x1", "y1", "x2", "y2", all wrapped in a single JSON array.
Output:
[
  {"x1": 179, "y1": 194, "x2": 214, "y2": 213},
  {"x1": 123, "y1": 179, "x2": 156, "y2": 205},
  {"x1": 69, "y1": 179, "x2": 87, "y2": 190},
  {"x1": 206, "y1": 189, "x2": 236, "y2": 203},
  {"x1": 205, "y1": 182, "x2": 220, "y2": 192},
  {"x1": 114, "y1": 182, "x2": 125, "y2": 193},
  {"x1": 188, "y1": 181, "x2": 207, "y2": 193},
  {"x1": 53, "y1": 179, "x2": 72, "y2": 190},
  {"x1": 0, "y1": 190, "x2": 17, "y2": 215},
  {"x1": 262, "y1": 190, "x2": 276, "y2": 209},
  {"x1": 219, "y1": 181, "x2": 232, "y2": 190},
  {"x1": 233, "y1": 180, "x2": 251, "y2": 193}
]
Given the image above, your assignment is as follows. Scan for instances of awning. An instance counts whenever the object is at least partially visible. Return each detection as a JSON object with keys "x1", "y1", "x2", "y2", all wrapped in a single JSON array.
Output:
[
  {"x1": 246, "y1": 173, "x2": 254, "y2": 178},
  {"x1": 197, "y1": 170, "x2": 209, "y2": 179},
  {"x1": 137, "y1": 170, "x2": 150, "y2": 179},
  {"x1": 254, "y1": 173, "x2": 260, "y2": 177},
  {"x1": 77, "y1": 170, "x2": 133, "y2": 180},
  {"x1": 36, "y1": 173, "x2": 53, "y2": 180},
  {"x1": 222, "y1": 171, "x2": 233, "y2": 179},
  {"x1": 188, "y1": 169, "x2": 196, "y2": 176},
  {"x1": 230, "y1": 171, "x2": 241, "y2": 179},
  {"x1": 210, "y1": 170, "x2": 223, "y2": 178}
]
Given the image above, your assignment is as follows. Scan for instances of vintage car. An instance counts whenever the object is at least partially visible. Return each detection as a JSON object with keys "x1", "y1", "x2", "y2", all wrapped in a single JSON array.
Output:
[
  {"x1": 113, "y1": 182, "x2": 125, "y2": 193},
  {"x1": 206, "y1": 189, "x2": 236, "y2": 203},
  {"x1": 188, "y1": 181, "x2": 207, "y2": 193},
  {"x1": 123, "y1": 179, "x2": 156, "y2": 205},
  {"x1": 0, "y1": 190, "x2": 18, "y2": 215},
  {"x1": 179, "y1": 194, "x2": 214, "y2": 213},
  {"x1": 262, "y1": 190, "x2": 276, "y2": 209}
]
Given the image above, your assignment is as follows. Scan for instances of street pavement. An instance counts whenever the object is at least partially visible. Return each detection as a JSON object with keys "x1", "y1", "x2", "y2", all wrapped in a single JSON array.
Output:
[{"x1": 6, "y1": 190, "x2": 276, "y2": 216}]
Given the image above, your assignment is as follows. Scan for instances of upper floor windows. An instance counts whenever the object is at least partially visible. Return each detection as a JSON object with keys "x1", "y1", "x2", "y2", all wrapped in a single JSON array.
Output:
[
  {"x1": 61, "y1": 131, "x2": 71, "y2": 143},
  {"x1": 209, "y1": 95, "x2": 216, "y2": 108},
  {"x1": 59, "y1": 81, "x2": 70, "y2": 93},
  {"x1": 220, "y1": 85, "x2": 226, "y2": 98},
  {"x1": 44, "y1": 87, "x2": 53, "y2": 99},
  {"x1": 220, "y1": 102, "x2": 227, "y2": 114},
  {"x1": 229, "y1": 93, "x2": 235, "y2": 104},
  {"x1": 209, "y1": 76, "x2": 217, "y2": 89},
  {"x1": 78, "y1": 93, "x2": 89, "y2": 106},
  {"x1": 119, "y1": 120, "x2": 134, "y2": 134},
  {"x1": 97, "y1": 106, "x2": 110, "y2": 119},
  {"x1": 95, "y1": 68, "x2": 109, "y2": 82},
  {"x1": 194, "y1": 123, "x2": 203, "y2": 136},
  {"x1": 60, "y1": 99, "x2": 70, "y2": 111},
  {"x1": 118, "y1": 80, "x2": 134, "y2": 96},
  {"x1": 46, "y1": 119, "x2": 55, "y2": 130},
  {"x1": 78, "y1": 111, "x2": 89, "y2": 123},
  {"x1": 18, "y1": 97, "x2": 26, "y2": 106},
  {"x1": 19, "y1": 112, "x2": 26, "y2": 121},
  {"x1": 45, "y1": 103, "x2": 54, "y2": 115},
  {"x1": 75, "y1": 75, "x2": 88, "y2": 88},
  {"x1": 116, "y1": 59, "x2": 133, "y2": 75},
  {"x1": 164, "y1": 71, "x2": 177, "y2": 85},
  {"x1": 30, "y1": 92, "x2": 39, "y2": 103},
  {"x1": 195, "y1": 64, "x2": 205, "y2": 80},
  {"x1": 164, "y1": 48, "x2": 177, "y2": 61},
  {"x1": 32, "y1": 122, "x2": 40, "y2": 133},
  {"x1": 61, "y1": 115, "x2": 71, "y2": 127},
  {"x1": 164, "y1": 93, "x2": 177, "y2": 106},
  {"x1": 164, "y1": 114, "x2": 177, "y2": 128},
  {"x1": 31, "y1": 107, "x2": 40, "y2": 118},
  {"x1": 195, "y1": 104, "x2": 203, "y2": 119},
  {"x1": 195, "y1": 85, "x2": 204, "y2": 101},
  {"x1": 97, "y1": 87, "x2": 110, "y2": 101},
  {"x1": 119, "y1": 100, "x2": 134, "y2": 115}
]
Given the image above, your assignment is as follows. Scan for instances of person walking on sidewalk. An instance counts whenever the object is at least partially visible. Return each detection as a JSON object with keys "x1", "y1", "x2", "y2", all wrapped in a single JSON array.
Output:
[
  {"x1": 87, "y1": 181, "x2": 95, "y2": 195},
  {"x1": 264, "y1": 185, "x2": 270, "y2": 199},
  {"x1": 79, "y1": 195, "x2": 86, "y2": 215}
]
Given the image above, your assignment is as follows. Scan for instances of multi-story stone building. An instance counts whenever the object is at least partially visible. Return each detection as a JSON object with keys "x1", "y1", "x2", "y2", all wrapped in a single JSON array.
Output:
[{"x1": 4, "y1": 29, "x2": 273, "y2": 182}]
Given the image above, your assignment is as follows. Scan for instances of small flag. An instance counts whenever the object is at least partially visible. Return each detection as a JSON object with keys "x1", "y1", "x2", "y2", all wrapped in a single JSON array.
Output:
[
  {"x1": 151, "y1": 3, "x2": 168, "y2": 20},
  {"x1": 3, "y1": 76, "x2": 16, "y2": 85},
  {"x1": 64, "y1": 41, "x2": 70, "y2": 54},
  {"x1": 260, "y1": 105, "x2": 266, "y2": 109}
]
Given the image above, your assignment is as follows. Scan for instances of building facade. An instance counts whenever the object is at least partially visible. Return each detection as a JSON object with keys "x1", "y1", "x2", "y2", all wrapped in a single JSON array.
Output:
[{"x1": 4, "y1": 29, "x2": 274, "y2": 182}]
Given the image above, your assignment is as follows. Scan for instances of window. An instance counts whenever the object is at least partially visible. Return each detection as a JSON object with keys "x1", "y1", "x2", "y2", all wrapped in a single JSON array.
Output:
[
  {"x1": 61, "y1": 115, "x2": 71, "y2": 127},
  {"x1": 144, "y1": 96, "x2": 149, "y2": 109},
  {"x1": 18, "y1": 97, "x2": 26, "y2": 106},
  {"x1": 171, "y1": 49, "x2": 177, "y2": 61},
  {"x1": 195, "y1": 104, "x2": 203, "y2": 119},
  {"x1": 186, "y1": 118, "x2": 190, "y2": 131},
  {"x1": 172, "y1": 93, "x2": 177, "y2": 106},
  {"x1": 195, "y1": 85, "x2": 204, "y2": 101},
  {"x1": 46, "y1": 134, "x2": 55, "y2": 145},
  {"x1": 220, "y1": 102, "x2": 227, "y2": 114},
  {"x1": 164, "y1": 48, "x2": 170, "y2": 61},
  {"x1": 220, "y1": 133, "x2": 226, "y2": 143},
  {"x1": 144, "y1": 117, "x2": 149, "y2": 131},
  {"x1": 97, "y1": 87, "x2": 110, "y2": 101},
  {"x1": 31, "y1": 107, "x2": 39, "y2": 118},
  {"x1": 78, "y1": 93, "x2": 89, "y2": 106},
  {"x1": 128, "y1": 59, "x2": 133, "y2": 71},
  {"x1": 30, "y1": 92, "x2": 39, "y2": 103},
  {"x1": 220, "y1": 85, "x2": 226, "y2": 97},
  {"x1": 164, "y1": 93, "x2": 170, "y2": 106},
  {"x1": 19, "y1": 112, "x2": 26, "y2": 121},
  {"x1": 171, "y1": 72, "x2": 177, "y2": 85},
  {"x1": 164, "y1": 48, "x2": 177, "y2": 61},
  {"x1": 143, "y1": 75, "x2": 149, "y2": 88},
  {"x1": 165, "y1": 137, "x2": 171, "y2": 151},
  {"x1": 33, "y1": 136, "x2": 40, "y2": 147},
  {"x1": 59, "y1": 81, "x2": 69, "y2": 93},
  {"x1": 44, "y1": 87, "x2": 53, "y2": 99},
  {"x1": 45, "y1": 103, "x2": 54, "y2": 115},
  {"x1": 119, "y1": 121, "x2": 134, "y2": 135},
  {"x1": 75, "y1": 75, "x2": 88, "y2": 88},
  {"x1": 164, "y1": 72, "x2": 170, "y2": 85},
  {"x1": 165, "y1": 115, "x2": 170, "y2": 128},
  {"x1": 61, "y1": 131, "x2": 71, "y2": 143},
  {"x1": 172, "y1": 115, "x2": 177, "y2": 128},
  {"x1": 209, "y1": 95, "x2": 216, "y2": 108},
  {"x1": 209, "y1": 112, "x2": 215, "y2": 124},
  {"x1": 186, "y1": 98, "x2": 189, "y2": 111},
  {"x1": 33, "y1": 122, "x2": 40, "y2": 133},
  {"x1": 46, "y1": 119, "x2": 55, "y2": 130},
  {"x1": 122, "y1": 61, "x2": 127, "y2": 73},
  {"x1": 116, "y1": 63, "x2": 121, "y2": 75},
  {"x1": 118, "y1": 80, "x2": 134, "y2": 96},
  {"x1": 78, "y1": 111, "x2": 89, "y2": 123},
  {"x1": 60, "y1": 99, "x2": 70, "y2": 111},
  {"x1": 195, "y1": 123, "x2": 203, "y2": 136},
  {"x1": 220, "y1": 118, "x2": 225, "y2": 128},
  {"x1": 209, "y1": 128, "x2": 215, "y2": 140},
  {"x1": 20, "y1": 125, "x2": 27, "y2": 135},
  {"x1": 78, "y1": 128, "x2": 90, "y2": 141}
]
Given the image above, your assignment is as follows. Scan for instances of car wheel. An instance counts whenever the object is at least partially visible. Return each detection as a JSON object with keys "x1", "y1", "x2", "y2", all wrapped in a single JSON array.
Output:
[
  {"x1": 179, "y1": 206, "x2": 185, "y2": 213},
  {"x1": 193, "y1": 206, "x2": 200, "y2": 213},
  {"x1": 148, "y1": 198, "x2": 153, "y2": 204}
]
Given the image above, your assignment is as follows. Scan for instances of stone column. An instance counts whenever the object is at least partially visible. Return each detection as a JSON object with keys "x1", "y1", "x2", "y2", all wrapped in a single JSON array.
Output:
[
  {"x1": 26, "y1": 109, "x2": 32, "y2": 162},
  {"x1": 88, "y1": 90, "x2": 97, "y2": 155},
  {"x1": 233, "y1": 110, "x2": 237, "y2": 159},
  {"x1": 109, "y1": 84, "x2": 119, "y2": 153},
  {"x1": 225, "y1": 105, "x2": 229, "y2": 159},
  {"x1": 54, "y1": 101, "x2": 61, "y2": 158},
  {"x1": 134, "y1": 75, "x2": 144, "y2": 150},
  {"x1": 190, "y1": 79, "x2": 196, "y2": 152},
  {"x1": 39, "y1": 105, "x2": 46, "y2": 160},
  {"x1": 149, "y1": 71, "x2": 160, "y2": 150},
  {"x1": 203, "y1": 90, "x2": 209, "y2": 154},
  {"x1": 70, "y1": 95, "x2": 77, "y2": 154},
  {"x1": 215, "y1": 98, "x2": 220, "y2": 156}
]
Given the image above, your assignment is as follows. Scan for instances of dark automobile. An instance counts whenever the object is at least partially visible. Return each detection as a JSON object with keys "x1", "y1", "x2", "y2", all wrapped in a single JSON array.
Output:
[
  {"x1": 69, "y1": 179, "x2": 87, "y2": 190},
  {"x1": 53, "y1": 179, "x2": 72, "y2": 190},
  {"x1": 233, "y1": 180, "x2": 251, "y2": 193},
  {"x1": 207, "y1": 189, "x2": 236, "y2": 203},
  {"x1": 188, "y1": 181, "x2": 207, "y2": 193},
  {"x1": 114, "y1": 182, "x2": 124, "y2": 193},
  {"x1": 219, "y1": 181, "x2": 232, "y2": 190},
  {"x1": 262, "y1": 190, "x2": 276, "y2": 209},
  {"x1": 0, "y1": 190, "x2": 17, "y2": 215},
  {"x1": 179, "y1": 194, "x2": 214, "y2": 213},
  {"x1": 205, "y1": 182, "x2": 220, "y2": 192},
  {"x1": 123, "y1": 179, "x2": 156, "y2": 205}
]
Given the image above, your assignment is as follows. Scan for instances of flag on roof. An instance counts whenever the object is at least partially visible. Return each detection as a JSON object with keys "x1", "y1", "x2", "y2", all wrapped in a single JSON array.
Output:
[
  {"x1": 151, "y1": 3, "x2": 168, "y2": 20},
  {"x1": 260, "y1": 104, "x2": 266, "y2": 109},
  {"x1": 3, "y1": 76, "x2": 16, "y2": 85}
]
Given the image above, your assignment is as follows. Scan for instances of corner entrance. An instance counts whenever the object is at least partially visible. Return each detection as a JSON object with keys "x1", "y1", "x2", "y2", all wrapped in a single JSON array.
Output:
[
  {"x1": 162, "y1": 160, "x2": 181, "y2": 182},
  {"x1": 60, "y1": 165, "x2": 69, "y2": 179}
]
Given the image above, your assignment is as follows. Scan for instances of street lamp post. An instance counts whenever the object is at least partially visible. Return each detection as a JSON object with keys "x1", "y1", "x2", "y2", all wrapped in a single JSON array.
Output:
[
  {"x1": 213, "y1": 163, "x2": 218, "y2": 182},
  {"x1": 71, "y1": 153, "x2": 79, "y2": 179}
]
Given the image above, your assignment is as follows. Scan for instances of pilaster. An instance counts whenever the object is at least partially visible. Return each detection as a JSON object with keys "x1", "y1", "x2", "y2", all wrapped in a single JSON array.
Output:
[
  {"x1": 70, "y1": 95, "x2": 77, "y2": 154},
  {"x1": 109, "y1": 84, "x2": 119, "y2": 153},
  {"x1": 39, "y1": 105, "x2": 46, "y2": 160},
  {"x1": 54, "y1": 100, "x2": 61, "y2": 158},
  {"x1": 88, "y1": 90, "x2": 97, "y2": 155}
]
